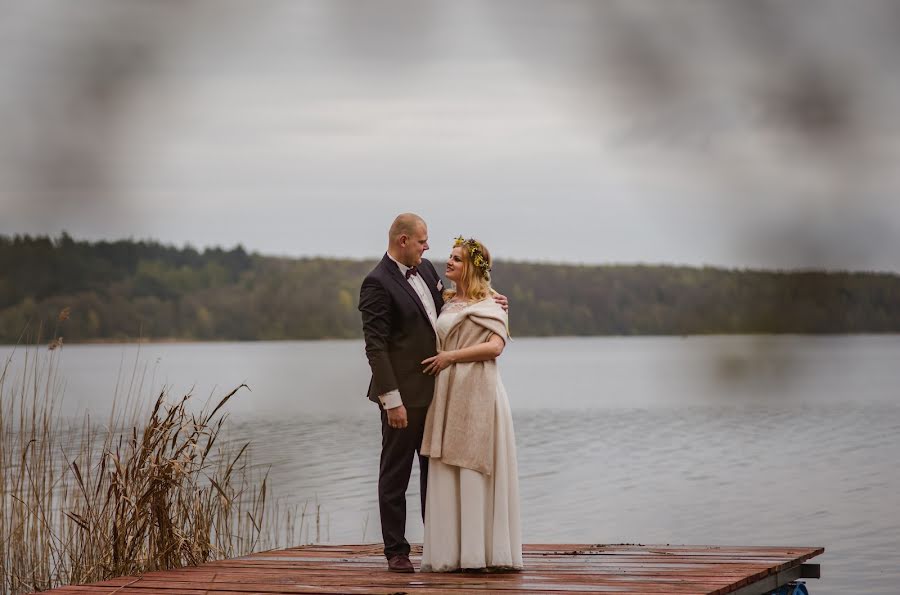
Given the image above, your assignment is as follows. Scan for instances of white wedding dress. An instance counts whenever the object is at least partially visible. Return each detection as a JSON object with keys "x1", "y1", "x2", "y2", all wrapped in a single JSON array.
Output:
[{"x1": 420, "y1": 301, "x2": 523, "y2": 572}]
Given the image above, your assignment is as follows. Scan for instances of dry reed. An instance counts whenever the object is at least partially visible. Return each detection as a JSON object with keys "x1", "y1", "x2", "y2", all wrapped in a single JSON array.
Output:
[{"x1": 1, "y1": 319, "x2": 300, "y2": 595}]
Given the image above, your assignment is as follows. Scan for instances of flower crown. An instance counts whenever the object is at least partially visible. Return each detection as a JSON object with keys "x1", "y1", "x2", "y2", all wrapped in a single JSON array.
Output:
[{"x1": 454, "y1": 236, "x2": 491, "y2": 279}]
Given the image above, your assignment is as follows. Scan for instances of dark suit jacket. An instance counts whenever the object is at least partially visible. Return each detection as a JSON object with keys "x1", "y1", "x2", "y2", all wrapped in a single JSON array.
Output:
[{"x1": 359, "y1": 253, "x2": 444, "y2": 409}]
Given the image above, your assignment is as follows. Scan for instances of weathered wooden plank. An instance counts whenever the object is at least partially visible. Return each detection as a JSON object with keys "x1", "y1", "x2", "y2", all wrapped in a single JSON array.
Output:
[
  {"x1": 86, "y1": 573, "x2": 737, "y2": 588},
  {"x1": 37, "y1": 544, "x2": 823, "y2": 595}
]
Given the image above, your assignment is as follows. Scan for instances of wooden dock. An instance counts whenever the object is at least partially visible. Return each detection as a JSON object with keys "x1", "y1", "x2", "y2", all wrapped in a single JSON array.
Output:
[{"x1": 42, "y1": 543, "x2": 823, "y2": 595}]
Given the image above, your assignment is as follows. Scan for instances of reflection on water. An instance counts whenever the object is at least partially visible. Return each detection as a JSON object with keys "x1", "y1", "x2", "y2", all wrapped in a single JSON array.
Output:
[{"x1": 3, "y1": 335, "x2": 900, "y2": 594}]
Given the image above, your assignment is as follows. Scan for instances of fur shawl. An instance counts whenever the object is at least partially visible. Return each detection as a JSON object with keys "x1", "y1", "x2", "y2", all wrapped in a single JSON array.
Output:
[{"x1": 420, "y1": 298, "x2": 509, "y2": 475}]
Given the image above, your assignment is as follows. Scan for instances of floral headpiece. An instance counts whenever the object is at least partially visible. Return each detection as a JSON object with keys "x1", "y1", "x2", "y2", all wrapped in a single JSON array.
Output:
[{"x1": 454, "y1": 236, "x2": 491, "y2": 279}]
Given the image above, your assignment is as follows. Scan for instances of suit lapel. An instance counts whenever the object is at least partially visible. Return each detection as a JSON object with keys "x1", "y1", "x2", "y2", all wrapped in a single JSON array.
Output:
[{"x1": 381, "y1": 254, "x2": 433, "y2": 327}]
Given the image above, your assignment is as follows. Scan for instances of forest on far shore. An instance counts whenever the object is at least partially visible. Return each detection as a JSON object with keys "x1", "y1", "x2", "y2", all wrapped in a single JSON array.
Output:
[{"x1": 3, "y1": 233, "x2": 900, "y2": 343}]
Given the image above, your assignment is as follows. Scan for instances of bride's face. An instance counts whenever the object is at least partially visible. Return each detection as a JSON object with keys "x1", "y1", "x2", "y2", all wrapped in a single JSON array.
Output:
[{"x1": 445, "y1": 246, "x2": 465, "y2": 283}]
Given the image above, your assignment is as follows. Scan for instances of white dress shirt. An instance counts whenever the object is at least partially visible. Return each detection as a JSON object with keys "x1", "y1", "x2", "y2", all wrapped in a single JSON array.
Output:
[{"x1": 379, "y1": 253, "x2": 439, "y2": 410}]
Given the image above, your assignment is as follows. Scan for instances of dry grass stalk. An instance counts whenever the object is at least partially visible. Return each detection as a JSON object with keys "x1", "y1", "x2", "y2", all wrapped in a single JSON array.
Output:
[{"x1": 1, "y1": 319, "x2": 300, "y2": 595}]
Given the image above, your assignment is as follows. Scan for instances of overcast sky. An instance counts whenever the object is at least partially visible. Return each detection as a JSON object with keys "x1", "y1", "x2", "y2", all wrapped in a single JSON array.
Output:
[{"x1": 2, "y1": 0, "x2": 900, "y2": 271}]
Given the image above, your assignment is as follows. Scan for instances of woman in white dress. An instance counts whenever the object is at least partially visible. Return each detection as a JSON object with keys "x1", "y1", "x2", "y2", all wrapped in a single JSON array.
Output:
[{"x1": 419, "y1": 236, "x2": 523, "y2": 572}]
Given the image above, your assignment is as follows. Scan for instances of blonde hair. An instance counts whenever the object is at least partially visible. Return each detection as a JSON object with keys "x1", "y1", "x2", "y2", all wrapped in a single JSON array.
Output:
[{"x1": 443, "y1": 238, "x2": 493, "y2": 302}]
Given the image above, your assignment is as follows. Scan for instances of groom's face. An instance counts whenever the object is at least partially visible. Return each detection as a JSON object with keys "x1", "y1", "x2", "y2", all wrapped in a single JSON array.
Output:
[{"x1": 402, "y1": 223, "x2": 429, "y2": 266}]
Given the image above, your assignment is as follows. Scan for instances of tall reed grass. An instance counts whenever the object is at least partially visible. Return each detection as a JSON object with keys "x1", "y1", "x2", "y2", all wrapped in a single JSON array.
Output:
[{"x1": 1, "y1": 317, "x2": 301, "y2": 595}]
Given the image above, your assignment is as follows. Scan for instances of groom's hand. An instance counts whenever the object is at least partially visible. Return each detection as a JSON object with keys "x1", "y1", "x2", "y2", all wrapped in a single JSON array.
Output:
[
  {"x1": 386, "y1": 404, "x2": 408, "y2": 429},
  {"x1": 492, "y1": 291, "x2": 509, "y2": 312}
]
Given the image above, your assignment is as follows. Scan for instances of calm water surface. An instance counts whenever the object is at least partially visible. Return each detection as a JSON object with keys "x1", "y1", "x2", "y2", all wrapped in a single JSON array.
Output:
[{"x1": 3, "y1": 335, "x2": 899, "y2": 594}]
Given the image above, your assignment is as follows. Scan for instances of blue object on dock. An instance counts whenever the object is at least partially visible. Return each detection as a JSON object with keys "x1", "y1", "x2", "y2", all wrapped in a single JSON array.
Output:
[{"x1": 769, "y1": 581, "x2": 809, "y2": 595}]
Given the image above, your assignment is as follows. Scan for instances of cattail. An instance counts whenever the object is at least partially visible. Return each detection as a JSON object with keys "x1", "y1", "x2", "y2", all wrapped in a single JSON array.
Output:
[{"x1": 58, "y1": 306, "x2": 71, "y2": 321}]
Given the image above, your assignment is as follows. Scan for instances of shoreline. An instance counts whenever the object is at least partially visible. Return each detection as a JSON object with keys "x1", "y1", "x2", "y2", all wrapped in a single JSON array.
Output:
[{"x1": 4, "y1": 330, "x2": 900, "y2": 347}]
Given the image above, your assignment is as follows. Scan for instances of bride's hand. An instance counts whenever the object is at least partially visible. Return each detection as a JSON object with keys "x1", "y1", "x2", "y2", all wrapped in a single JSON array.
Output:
[{"x1": 422, "y1": 351, "x2": 456, "y2": 375}]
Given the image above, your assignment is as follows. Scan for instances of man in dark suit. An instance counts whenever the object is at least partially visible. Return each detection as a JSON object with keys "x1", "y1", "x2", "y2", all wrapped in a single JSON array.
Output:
[{"x1": 359, "y1": 213, "x2": 505, "y2": 572}]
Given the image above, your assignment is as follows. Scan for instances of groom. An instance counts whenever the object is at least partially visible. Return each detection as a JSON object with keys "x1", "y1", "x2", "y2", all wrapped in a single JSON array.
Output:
[
  {"x1": 359, "y1": 213, "x2": 443, "y2": 572},
  {"x1": 359, "y1": 213, "x2": 506, "y2": 572}
]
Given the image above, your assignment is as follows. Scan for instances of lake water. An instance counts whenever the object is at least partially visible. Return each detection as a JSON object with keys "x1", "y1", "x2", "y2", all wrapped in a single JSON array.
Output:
[{"x1": 3, "y1": 335, "x2": 899, "y2": 594}]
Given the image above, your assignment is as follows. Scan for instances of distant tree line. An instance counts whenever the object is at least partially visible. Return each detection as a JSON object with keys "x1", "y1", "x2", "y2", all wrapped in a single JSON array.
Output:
[{"x1": 2, "y1": 233, "x2": 899, "y2": 343}]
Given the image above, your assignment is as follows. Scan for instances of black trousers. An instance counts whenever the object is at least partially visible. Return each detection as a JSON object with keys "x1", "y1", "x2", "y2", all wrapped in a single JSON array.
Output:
[{"x1": 379, "y1": 405, "x2": 429, "y2": 559}]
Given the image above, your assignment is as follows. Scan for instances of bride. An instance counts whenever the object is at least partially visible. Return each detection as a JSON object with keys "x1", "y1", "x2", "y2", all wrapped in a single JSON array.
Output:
[{"x1": 419, "y1": 236, "x2": 523, "y2": 572}]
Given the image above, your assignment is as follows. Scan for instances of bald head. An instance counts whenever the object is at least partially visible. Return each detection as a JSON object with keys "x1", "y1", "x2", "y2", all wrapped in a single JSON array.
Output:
[
  {"x1": 389, "y1": 213, "x2": 426, "y2": 243},
  {"x1": 387, "y1": 212, "x2": 429, "y2": 267}
]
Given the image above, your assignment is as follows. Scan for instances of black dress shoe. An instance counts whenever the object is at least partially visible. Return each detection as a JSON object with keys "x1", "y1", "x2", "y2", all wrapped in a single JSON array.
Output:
[{"x1": 387, "y1": 554, "x2": 415, "y2": 573}]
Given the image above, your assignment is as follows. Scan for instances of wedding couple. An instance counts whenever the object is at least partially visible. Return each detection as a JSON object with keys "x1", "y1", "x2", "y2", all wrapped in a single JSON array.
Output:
[{"x1": 359, "y1": 213, "x2": 522, "y2": 573}]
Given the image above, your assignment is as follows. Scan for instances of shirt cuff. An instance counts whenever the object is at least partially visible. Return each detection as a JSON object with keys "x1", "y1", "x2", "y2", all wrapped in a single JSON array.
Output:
[{"x1": 378, "y1": 390, "x2": 403, "y2": 410}]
